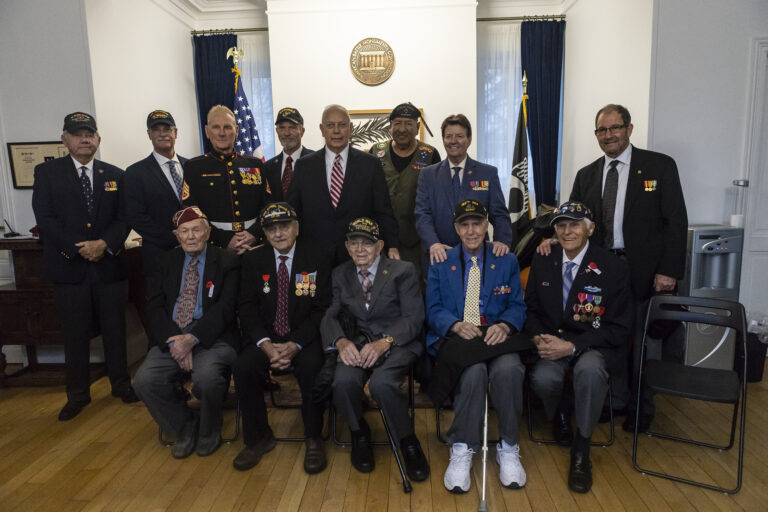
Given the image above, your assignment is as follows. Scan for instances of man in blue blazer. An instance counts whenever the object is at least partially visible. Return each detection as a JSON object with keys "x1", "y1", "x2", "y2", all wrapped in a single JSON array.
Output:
[
  {"x1": 121, "y1": 110, "x2": 187, "y2": 277},
  {"x1": 32, "y1": 112, "x2": 137, "y2": 421},
  {"x1": 263, "y1": 107, "x2": 313, "y2": 201},
  {"x1": 426, "y1": 200, "x2": 528, "y2": 494},
  {"x1": 415, "y1": 114, "x2": 514, "y2": 267}
]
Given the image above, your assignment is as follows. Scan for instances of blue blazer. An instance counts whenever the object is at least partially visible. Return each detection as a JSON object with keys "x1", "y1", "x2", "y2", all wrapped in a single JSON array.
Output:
[
  {"x1": 425, "y1": 243, "x2": 526, "y2": 355},
  {"x1": 415, "y1": 157, "x2": 514, "y2": 249}
]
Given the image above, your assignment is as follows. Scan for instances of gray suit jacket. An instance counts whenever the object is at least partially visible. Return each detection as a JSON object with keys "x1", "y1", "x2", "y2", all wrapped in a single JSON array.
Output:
[{"x1": 321, "y1": 257, "x2": 424, "y2": 356}]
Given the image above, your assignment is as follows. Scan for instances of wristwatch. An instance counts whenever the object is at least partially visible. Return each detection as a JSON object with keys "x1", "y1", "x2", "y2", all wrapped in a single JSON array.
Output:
[{"x1": 383, "y1": 336, "x2": 394, "y2": 345}]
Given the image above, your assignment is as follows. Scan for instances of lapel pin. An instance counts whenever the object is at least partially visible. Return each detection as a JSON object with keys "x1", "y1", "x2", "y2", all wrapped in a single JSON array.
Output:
[
  {"x1": 637, "y1": 170, "x2": 642, "y2": 174},
  {"x1": 98, "y1": 169, "x2": 104, "y2": 174},
  {"x1": 451, "y1": 265, "x2": 456, "y2": 271},
  {"x1": 490, "y1": 264, "x2": 495, "y2": 269},
  {"x1": 383, "y1": 269, "x2": 388, "y2": 275}
]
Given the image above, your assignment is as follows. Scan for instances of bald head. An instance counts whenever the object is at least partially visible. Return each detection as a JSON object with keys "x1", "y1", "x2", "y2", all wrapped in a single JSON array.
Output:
[{"x1": 320, "y1": 104, "x2": 352, "y2": 153}]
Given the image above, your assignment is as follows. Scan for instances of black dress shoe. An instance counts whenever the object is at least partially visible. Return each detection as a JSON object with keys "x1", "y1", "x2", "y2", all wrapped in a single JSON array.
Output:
[
  {"x1": 233, "y1": 431, "x2": 277, "y2": 471},
  {"x1": 400, "y1": 434, "x2": 430, "y2": 482},
  {"x1": 568, "y1": 451, "x2": 593, "y2": 493},
  {"x1": 196, "y1": 431, "x2": 222, "y2": 457},
  {"x1": 553, "y1": 411, "x2": 573, "y2": 446},
  {"x1": 172, "y1": 417, "x2": 199, "y2": 459},
  {"x1": 117, "y1": 387, "x2": 140, "y2": 404},
  {"x1": 58, "y1": 399, "x2": 91, "y2": 421},
  {"x1": 622, "y1": 412, "x2": 653, "y2": 433},
  {"x1": 304, "y1": 437, "x2": 327, "y2": 474},
  {"x1": 350, "y1": 420, "x2": 374, "y2": 473}
]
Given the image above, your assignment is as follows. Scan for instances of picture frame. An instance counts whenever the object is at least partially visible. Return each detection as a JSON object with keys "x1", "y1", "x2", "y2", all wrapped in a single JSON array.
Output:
[
  {"x1": 6, "y1": 141, "x2": 69, "y2": 189},
  {"x1": 348, "y1": 108, "x2": 425, "y2": 149}
]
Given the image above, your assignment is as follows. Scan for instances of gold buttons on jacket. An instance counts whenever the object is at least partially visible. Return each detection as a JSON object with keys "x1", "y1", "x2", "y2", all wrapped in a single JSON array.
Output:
[{"x1": 86, "y1": 223, "x2": 92, "y2": 228}]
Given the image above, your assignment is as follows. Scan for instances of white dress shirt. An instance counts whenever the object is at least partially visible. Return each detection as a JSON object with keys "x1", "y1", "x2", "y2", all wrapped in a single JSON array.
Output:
[
  {"x1": 324, "y1": 144, "x2": 350, "y2": 191},
  {"x1": 447, "y1": 156, "x2": 468, "y2": 183},
  {"x1": 601, "y1": 145, "x2": 632, "y2": 249},
  {"x1": 256, "y1": 243, "x2": 297, "y2": 347},
  {"x1": 562, "y1": 241, "x2": 589, "y2": 279},
  {"x1": 152, "y1": 151, "x2": 183, "y2": 194},
  {"x1": 281, "y1": 147, "x2": 303, "y2": 179},
  {"x1": 71, "y1": 156, "x2": 94, "y2": 184}
]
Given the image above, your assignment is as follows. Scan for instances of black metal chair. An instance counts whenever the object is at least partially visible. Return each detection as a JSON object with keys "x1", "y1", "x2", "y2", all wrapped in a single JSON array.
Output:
[
  {"x1": 632, "y1": 296, "x2": 748, "y2": 494},
  {"x1": 267, "y1": 369, "x2": 330, "y2": 443}
]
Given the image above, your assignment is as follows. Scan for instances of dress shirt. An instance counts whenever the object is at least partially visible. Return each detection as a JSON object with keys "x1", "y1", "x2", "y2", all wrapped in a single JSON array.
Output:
[
  {"x1": 462, "y1": 246, "x2": 485, "y2": 317},
  {"x1": 561, "y1": 241, "x2": 589, "y2": 280},
  {"x1": 324, "y1": 144, "x2": 350, "y2": 192},
  {"x1": 257, "y1": 243, "x2": 300, "y2": 347},
  {"x1": 170, "y1": 247, "x2": 207, "y2": 345},
  {"x1": 281, "y1": 147, "x2": 304, "y2": 179},
  {"x1": 71, "y1": 156, "x2": 94, "y2": 183},
  {"x1": 152, "y1": 151, "x2": 183, "y2": 193},
  {"x1": 447, "y1": 156, "x2": 468, "y2": 184},
  {"x1": 601, "y1": 145, "x2": 631, "y2": 249},
  {"x1": 356, "y1": 255, "x2": 381, "y2": 292}
]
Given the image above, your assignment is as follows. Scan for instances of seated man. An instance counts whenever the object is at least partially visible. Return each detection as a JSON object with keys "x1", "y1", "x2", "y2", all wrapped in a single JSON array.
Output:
[
  {"x1": 233, "y1": 202, "x2": 331, "y2": 473},
  {"x1": 426, "y1": 200, "x2": 529, "y2": 494},
  {"x1": 134, "y1": 206, "x2": 240, "y2": 459},
  {"x1": 321, "y1": 217, "x2": 429, "y2": 481},
  {"x1": 525, "y1": 202, "x2": 632, "y2": 493}
]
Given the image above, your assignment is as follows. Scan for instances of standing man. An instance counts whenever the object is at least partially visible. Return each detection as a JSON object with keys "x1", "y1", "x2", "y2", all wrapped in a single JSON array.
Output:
[
  {"x1": 415, "y1": 114, "x2": 514, "y2": 267},
  {"x1": 182, "y1": 105, "x2": 271, "y2": 255},
  {"x1": 121, "y1": 110, "x2": 187, "y2": 278},
  {"x1": 233, "y1": 202, "x2": 331, "y2": 474},
  {"x1": 369, "y1": 103, "x2": 440, "y2": 280},
  {"x1": 525, "y1": 202, "x2": 632, "y2": 493},
  {"x1": 286, "y1": 104, "x2": 399, "y2": 265},
  {"x1": 133, "y1": 207, "x2": 240, "y2": 459},
  {"x1": 321, "y1": 218, "x2": 429, "y2": 481},
  {"x1": 32, "y1": 112, "x2": 137, "y2": 421},
  {"x1": 264, "y1": 107, "x2": 313, "y2": 202},
  {"x1": 425, "y1": 200, "x2": 528, "y2": 494}
]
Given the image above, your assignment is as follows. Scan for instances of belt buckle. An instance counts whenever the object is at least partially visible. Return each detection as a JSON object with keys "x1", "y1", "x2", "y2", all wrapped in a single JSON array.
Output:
[{"x1": 232, "y1": 221, "x2": 244, "y2": 232}]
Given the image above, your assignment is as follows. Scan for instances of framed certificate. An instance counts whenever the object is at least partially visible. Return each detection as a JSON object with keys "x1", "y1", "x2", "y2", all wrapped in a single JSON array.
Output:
[{"x1": 7, "y1": 141, "x2": 69, "y2": 189}]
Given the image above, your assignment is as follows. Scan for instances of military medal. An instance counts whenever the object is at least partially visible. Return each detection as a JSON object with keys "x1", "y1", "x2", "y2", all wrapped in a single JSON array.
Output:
[
  {"x1": 592, "y1": 317, "x2": 601, "y2": 329},
  {"x1": 295, "y1": 288, "x2": 303, "y2": 296},
  {"x1": 309, "y1": 272, "x2": 317, "y2": 297},
  {"x1": 262, "y1": 274, "x2": 270, "y2": 294}
]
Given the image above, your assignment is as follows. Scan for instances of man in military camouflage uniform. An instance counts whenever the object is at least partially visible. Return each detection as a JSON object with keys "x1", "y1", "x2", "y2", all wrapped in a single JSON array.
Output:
[
  {"x1": 369, "y1": 103, "x2": 440, "y2": 279},
  {"x1": 182, "y1": 105, "x2": 271, "y2": 255}
]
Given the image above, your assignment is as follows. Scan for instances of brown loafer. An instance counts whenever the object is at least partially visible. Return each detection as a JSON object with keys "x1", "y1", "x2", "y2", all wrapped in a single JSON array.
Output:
[
  {"x1": 233, "y1": 432, "x2": 277, "y2": 471},
  {"x1": 304, "y1": 437, "x2": 327, "y2": 474}
]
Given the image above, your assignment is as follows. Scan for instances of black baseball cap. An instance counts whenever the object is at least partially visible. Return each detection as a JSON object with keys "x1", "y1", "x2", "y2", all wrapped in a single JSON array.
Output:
[
  {"x1": 453, "y1": 199, "x2": 488, "y2": 222},
  {"x1": 63, "y1": 112, "x2": 97, "y2": 133},
  {"x1": 260, "y1": 202, "x2": 298, "y2": 227},
  {"x1": 346, "y1": 217, "x2": 380, "y2": 242},
  {"x1": 389, "y1": 103, "x2": 420, "y2": 121},
  {"x1": 275, "y1": 107, "x2": 303, "y2": 125},
  {"x1": 550, "y1": 201, "x2": 594, "y2": 226},
  {"x1": 147, "y1": 109, "x2": 176, "y2": 129}
]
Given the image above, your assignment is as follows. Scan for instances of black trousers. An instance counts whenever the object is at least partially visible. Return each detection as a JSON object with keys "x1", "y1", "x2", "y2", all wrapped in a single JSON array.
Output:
[
  {"x1": 233, "y1": 340, "x2": 325, "y2": 445},
  {"x1": 53, "y1": 274, "x2": 130, "y2": 402}
]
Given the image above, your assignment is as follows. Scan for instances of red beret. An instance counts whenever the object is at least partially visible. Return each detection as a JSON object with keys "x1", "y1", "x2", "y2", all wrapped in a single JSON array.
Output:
[{"x1": 172, "y1": 206, "x2": 207, "y2": 228}]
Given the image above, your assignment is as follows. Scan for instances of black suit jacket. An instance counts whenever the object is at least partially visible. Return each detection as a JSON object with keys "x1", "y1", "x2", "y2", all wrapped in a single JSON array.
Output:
[
  {"x1": 32, "y1": 156, "x2": 129, "y2": 284},
  {"x1": 146, "y1": 245, "x2": 240, "y2": 351},
  {"x1": 239, "y1": 240, "x2": 331, "y2": 349},
  {"x1": 570, "y1": 145, "x2": 688, "y2": 301},
  {"x1": 285, "y1": 147, "x2": 399, "y2": 264},
  {"x1": 120, "y1": 153, "x2": 188, "y2": 275},
  {"x1": 524, "y1": 243, "x2": 633, "y2": 374},
  {"x1": 264, "y1": 146, "x2": 313, "y2": 201}
]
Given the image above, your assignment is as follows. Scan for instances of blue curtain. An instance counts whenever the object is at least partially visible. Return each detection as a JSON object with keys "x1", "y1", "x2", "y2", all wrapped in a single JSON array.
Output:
[
  {"x1": 192, "y1": 34, "x2": 237, "y2": 153},
  {"x1": 521, "y1": 21, "x2": 565, "y2": 207}
]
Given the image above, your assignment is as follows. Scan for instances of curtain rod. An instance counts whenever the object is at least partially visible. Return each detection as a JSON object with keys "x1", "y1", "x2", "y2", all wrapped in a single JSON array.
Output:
[{"x1": 190, "y1": 14, "x2": 565, "y2": 35}]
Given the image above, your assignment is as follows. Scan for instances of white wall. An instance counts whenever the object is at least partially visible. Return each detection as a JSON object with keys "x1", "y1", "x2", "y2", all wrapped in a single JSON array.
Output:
[
  {"x1": 560, "y1": 0, "x2": 654, "y2": 201},
  {"x1": 266, "y1": 0, "x2": 478, "y2": 154}
]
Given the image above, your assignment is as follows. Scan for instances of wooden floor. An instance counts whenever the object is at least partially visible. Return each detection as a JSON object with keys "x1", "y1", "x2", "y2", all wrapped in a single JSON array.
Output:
[{"x1": 2, "y1": 363, "x2": 768, "y2": 512}]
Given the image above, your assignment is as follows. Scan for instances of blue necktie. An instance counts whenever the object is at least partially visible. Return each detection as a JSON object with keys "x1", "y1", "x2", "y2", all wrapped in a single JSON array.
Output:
[
  {"x1": 79, "y1": 166, "x2": 94, "y2": 215},
  {"x1": 563, "y1": 262, "x2": 576, "y2": 310},
  {"x1": 452, "y1": 166, "x2": 462, "y2": 203},
  {"x1": 168, "y1": 160, "x2": 183, "y2": 201}
]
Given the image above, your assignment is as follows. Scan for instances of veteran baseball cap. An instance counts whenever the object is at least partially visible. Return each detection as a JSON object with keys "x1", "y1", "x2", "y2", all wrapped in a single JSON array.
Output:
[
  {"x1": 453, "y1": 199, "x2": 488, "y2": 223},
  {"x1": 147, "y1": 109, "x2": 176, "y2": 129},
  {"x1": 63, "y1": 112, "x2": 97, "y2": 133},
  {"x1": 389, "y1": 102, "x2": 420, "y2": 121},
  {"x1": 346, "y1": 217, "x2": 380, "y2": 242},
  {"x1": 260, "y1": 202, "x2": 298, "y2": 227},
  {"x1": 275, "y1": 107, "x2": 303, "y2": 125},
  {"x1": 172, "y1": 206, "x2": 207, "y2": 228},
  {"x1": 550, "y1": 201, "x2": 594, "y2": 226}
]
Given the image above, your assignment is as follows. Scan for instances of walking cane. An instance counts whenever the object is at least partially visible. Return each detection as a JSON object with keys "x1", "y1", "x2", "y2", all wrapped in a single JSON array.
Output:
[{"x1": 478, "y1": 392, "x2": 489, "y2": 512}]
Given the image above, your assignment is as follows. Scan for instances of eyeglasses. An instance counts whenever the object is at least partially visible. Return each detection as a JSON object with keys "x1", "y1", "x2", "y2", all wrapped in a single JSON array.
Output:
[
  {"x1": 594, "y1": 124, "x2": 627, "y2": 136},
  {"x1": 347, "y1": 240, "x2": 375, "y2": 249}
]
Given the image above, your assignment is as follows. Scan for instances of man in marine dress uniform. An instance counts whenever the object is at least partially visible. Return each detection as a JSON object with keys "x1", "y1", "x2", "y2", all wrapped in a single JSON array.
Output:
[
  {"x1": 369, "y1": 102, "x2": 440, "y2": 281},
  {"x1": 182, "y1": 105, "x2": 271, "y2": 255},
  {"x1": 264, "y1": 107, "x2": 313, "y2": 202}
]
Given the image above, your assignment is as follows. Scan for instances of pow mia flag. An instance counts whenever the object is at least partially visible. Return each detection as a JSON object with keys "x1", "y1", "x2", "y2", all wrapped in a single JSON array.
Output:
[{"x1": 509, "y1": 93, "x2": 533, "y2": 241}]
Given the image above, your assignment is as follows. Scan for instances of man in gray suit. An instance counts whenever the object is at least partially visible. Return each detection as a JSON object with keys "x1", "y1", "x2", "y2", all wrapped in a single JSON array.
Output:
[{"x1": 321, "y1": 217, "x2": 429, "y2": 482}]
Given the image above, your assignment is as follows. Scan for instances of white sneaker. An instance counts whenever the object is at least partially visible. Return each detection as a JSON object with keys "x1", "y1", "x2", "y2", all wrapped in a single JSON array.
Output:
[
  {"x1": 444, "y1": 443, "x2": 474, "y2": 493},
  {"x1": 496, "y1": 441, "x2": 526, "y2": 489}
]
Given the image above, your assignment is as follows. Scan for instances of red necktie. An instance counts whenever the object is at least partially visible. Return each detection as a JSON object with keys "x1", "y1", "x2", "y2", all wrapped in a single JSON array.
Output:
[
  {"x1": 330, "y1": 154, "x2": 344, "y2": 208},
  {"x1": 274, "y1": 255, "x2": 290, "y2": 337},
  {"x1": 281, "y1": 155, "x2": 293, "y2": 197},
  {"x1": 175, "y1": 257, "x2": 199, "y2": 329}
]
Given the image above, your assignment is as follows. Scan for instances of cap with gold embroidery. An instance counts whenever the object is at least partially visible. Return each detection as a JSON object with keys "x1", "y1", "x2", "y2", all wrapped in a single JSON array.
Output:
[
  {"x1": 550, "y1": 201, "x2": 593, "y2": 226},
  {"x1": 172, "y1": 206, "x2": 207, "y2": 228},
  {"x1": 260, "y1": 202, "x2": 298, "y2": 227},
  {"x1": 346, "y1": 217, "x2": 380, "y2": 242},
  {"x1": 453, "y1": 199, "x2": 487, "y2": 222},
  {"x1": 389, "y1": 102, "x2": 420, "y2": 121},
  {"x1": 275, "y1": 107, "x2": 303, "y2": 125},
  {"x1": 63, "y1": 112, "x2": 97, "y2": 133},
  {"x1": 147, "y1": 109, "x2": 176, "y2": 129}
]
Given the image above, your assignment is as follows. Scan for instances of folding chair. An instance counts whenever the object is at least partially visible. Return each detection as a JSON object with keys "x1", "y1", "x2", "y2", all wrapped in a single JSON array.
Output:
[{"x1": 632, "y1": 295, "x2": 748, "y2": 494}]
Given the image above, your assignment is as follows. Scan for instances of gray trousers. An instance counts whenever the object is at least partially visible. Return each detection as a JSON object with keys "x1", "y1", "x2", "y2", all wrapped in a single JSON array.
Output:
[
  {"x1": 529, "y1": 350, "x2": 609, "y2": 438},
  {"x1": 134, "y1": 342, "x2": 237, "y2": 437},
  {"x1": 332, "y1": 346, "x2": 416, "y2": 447},
  {"x1": 447, "y1": 353, "x2": 525, "y2": 451}
]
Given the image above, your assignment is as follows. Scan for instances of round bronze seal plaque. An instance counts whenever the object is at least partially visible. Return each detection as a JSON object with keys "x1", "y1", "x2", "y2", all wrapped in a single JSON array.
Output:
[{"x1": 350, "y1": 38, "x2": 395, "y2": 86}]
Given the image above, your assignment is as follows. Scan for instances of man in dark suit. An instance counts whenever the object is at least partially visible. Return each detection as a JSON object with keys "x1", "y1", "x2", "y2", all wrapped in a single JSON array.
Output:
[
  {"x1": 133, "y1": 207, "x2": 240, "y2": 459},
  {"x1": 525, "y1": 202, "x2": 632, "y2": 493},
  {"x1": 321, "y1": 218, "x2": 429, "y2": 481},
  {"x1": 286, "y1": 104, "x2": 399, "y2": 265},
  {"x1": 415, "y1": 114, "x2": 514, "y2": 267},
  {"x1": 121, "y1": 110, "x2": 187, "y2": 278},
  {"x1": 32, "y1": 111, "x2": 137, "y2": 421},
  {"x1": 232, "y1": 202, "x2": 331, "y2": 474},
  {"x1": 263, "y1": 107, "x2": 313, "y2": 201}
]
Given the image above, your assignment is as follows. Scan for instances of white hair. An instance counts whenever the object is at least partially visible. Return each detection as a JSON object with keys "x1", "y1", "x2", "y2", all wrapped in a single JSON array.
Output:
[{"x1": 321, "y1": 104, "x2": 350, "y2": 122}]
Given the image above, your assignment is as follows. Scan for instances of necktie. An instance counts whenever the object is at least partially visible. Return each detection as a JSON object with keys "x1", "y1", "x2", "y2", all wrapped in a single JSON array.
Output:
[
  {"x1": 175, "y1": 257, "x2": 199, "y2": 329},
  {"x1": 168, "y1": 160, "x2": 183, "y2": 201},
  {"x1": 281, "y1": 156, "x2": 293, "y2": 197},
  {"x1": 452, "y1": 166, "x2": 462, "y2": 203},
  {"x1": 79, "y1": 166, "x2": 94, "y2": 215},
  {"x1": 360, "y1": 269, "x2": 372, "y2": 308},
  {"x1": 274, "y1": 255, "x2": 290, "y2": 337},
  {"x1": 330, "y1": 154, "x2": 344, "y2": 208},
  {"x1": 563, "y1": 261, "x2": 576, "y2": 310},
  {"x1": 463, "y1": 256, "x2": 481, "y2": 326},
  {"x1": 602, "y1": 160, "x2": 619, "y2": 248}
]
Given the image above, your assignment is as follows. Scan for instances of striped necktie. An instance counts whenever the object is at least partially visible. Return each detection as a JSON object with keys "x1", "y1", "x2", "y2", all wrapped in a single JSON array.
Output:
[
  {"x1": 168, "y1": 160, "x2": 183, "y2": 201},
  {"x1": 330, "y1": 154, "x2": 344, "y2": 208},
  {"x1": 563, "y1": 261, "x2": 576, "y2": 310}
]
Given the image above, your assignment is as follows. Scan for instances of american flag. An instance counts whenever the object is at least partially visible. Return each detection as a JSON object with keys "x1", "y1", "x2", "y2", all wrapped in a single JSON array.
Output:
[{"x1": 233, "y1": 77, "x2": 265, "y2": 161}]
